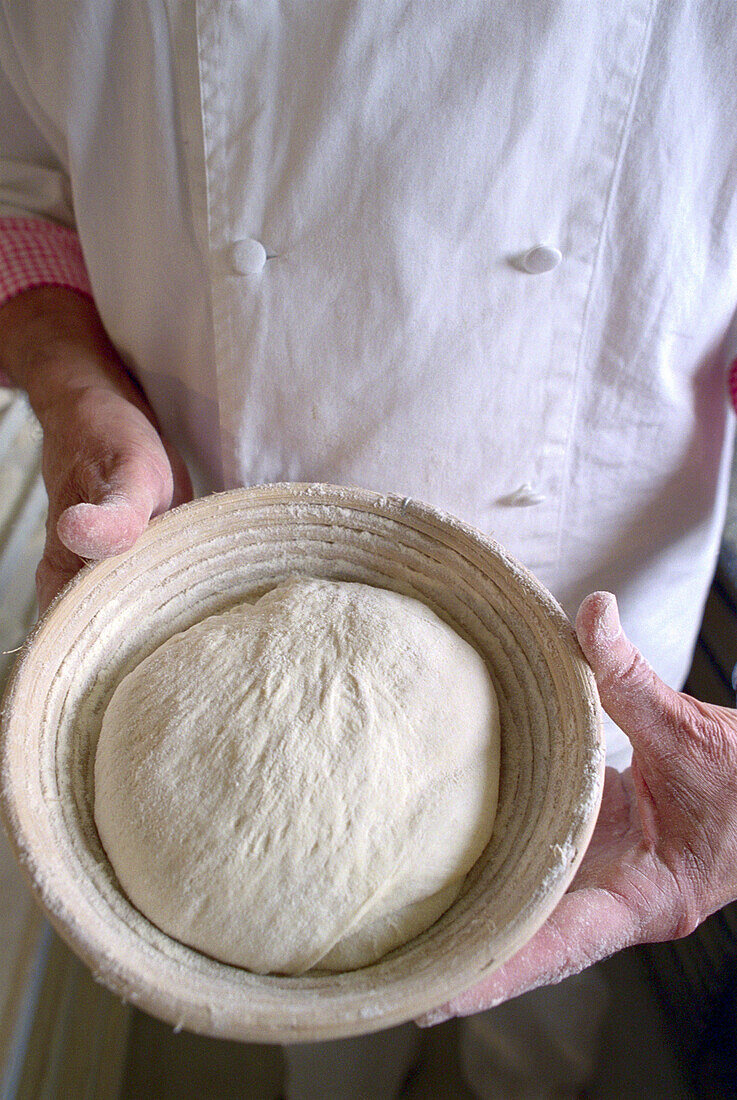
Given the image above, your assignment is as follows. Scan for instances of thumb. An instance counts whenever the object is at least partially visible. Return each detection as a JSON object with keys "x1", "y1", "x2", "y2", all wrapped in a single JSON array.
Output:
[
  {"x1": 56, "y1": 498, "x2": 149, "y2": 560},
  {"x1": 56, "y1": 453, "x2": 172, "y2": 560},
  {"x1": 575, "y1": 592, "x2": 675, "y2": 754}
]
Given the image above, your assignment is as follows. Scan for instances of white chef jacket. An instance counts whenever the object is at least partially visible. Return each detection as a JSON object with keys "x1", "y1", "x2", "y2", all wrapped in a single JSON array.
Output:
[{"x1": 0, "y1": 1, "x2": 735, "y2": 769}]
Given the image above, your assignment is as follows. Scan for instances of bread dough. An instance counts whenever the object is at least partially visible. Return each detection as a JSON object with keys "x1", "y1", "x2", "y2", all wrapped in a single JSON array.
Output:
[{"x1": 94, "y1": 578, "x2": 500, "y2": 974}]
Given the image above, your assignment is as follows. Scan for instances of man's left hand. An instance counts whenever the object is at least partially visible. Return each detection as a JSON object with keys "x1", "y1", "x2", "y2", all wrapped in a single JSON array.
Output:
[{"x1": 417, "y1": 591, "x2": 737, "y2": 1026}]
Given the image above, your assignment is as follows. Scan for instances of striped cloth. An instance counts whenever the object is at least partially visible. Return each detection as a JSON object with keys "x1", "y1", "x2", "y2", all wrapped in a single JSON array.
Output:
[{"x1": 0, "y1": 213, "x2": 736, "y2": 413}]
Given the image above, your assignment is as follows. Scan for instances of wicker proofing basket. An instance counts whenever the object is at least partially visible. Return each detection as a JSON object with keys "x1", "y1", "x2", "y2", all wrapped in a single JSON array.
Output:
[{"x1": 0, "y1": 484, "x2": 604, "y2": 1042}]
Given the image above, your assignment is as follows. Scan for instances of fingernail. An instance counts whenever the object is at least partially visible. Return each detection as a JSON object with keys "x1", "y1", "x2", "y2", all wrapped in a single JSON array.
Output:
[
  {"x1": 597, "y1": 593, "x2": 621, "y2": 641},
  {"x1": 415, "y1": 1007, "x2": 453, "y2": 1028}
]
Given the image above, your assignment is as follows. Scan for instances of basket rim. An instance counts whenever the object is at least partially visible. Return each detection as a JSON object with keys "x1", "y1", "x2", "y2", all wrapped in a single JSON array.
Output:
[{"x1": 0, "y1": 482, "x2": 605, "y2": 1041}]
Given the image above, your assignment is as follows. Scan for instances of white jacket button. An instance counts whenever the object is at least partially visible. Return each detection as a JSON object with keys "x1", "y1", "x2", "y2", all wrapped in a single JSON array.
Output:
[
  {"x1": 231, "y1": 238, "x2": 267, "y2": 274},
  {"x1": 497, "y1": 483, "x2": 547, "y2": 506},
  {"x1": 522, "y1": 245, "x2": 562, "y2": 274}
]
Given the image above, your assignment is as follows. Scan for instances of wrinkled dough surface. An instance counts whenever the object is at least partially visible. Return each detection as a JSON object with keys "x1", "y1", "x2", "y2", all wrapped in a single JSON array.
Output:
[{"x1": 94, "y1": 578, "x2": 500, "y2": 974}]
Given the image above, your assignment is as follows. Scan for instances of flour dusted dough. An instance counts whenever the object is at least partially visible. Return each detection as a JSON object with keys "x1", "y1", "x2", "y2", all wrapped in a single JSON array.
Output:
[{"x1": 94, "y1": 579, "x2": 500, "y2": 974}]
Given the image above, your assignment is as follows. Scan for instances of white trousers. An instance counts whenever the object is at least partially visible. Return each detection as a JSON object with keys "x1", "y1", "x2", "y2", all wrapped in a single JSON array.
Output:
[{"x1": 283, "y1": 968, "x2": 609, "y2": 1100}]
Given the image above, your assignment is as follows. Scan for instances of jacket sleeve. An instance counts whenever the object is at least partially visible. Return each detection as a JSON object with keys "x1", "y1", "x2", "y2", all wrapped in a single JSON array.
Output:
[
  {"x1": 0, "y1": 45, "x2": 92, "y2": 385},
  {"x1": 0, "y1": 37, "x2": 91, "y2": 306}
]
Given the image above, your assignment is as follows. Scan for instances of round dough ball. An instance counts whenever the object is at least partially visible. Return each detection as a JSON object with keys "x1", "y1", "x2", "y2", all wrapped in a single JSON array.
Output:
[{"x1": 94, "y1": 578, "x2": 500, "y2": 974}]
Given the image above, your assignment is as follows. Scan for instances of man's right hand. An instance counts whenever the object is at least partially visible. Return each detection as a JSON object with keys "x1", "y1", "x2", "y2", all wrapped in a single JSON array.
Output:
[
  {"x1": 0, "y1": 287, "x2": 192, "y2": 614},
  {"x1": 37, "y1": 385, "x2": 192, "y2": 613}
]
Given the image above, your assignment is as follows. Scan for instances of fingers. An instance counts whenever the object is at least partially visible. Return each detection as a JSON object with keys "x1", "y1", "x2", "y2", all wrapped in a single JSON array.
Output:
[
  {"x1": 36, "y1": 551, "x2": 83, "y2": 616},
  {"x1": 575, "y1": 592, "x2": 679, "y2": 752},
  {"x1": 416, "y1": 886, "x2": 638, "y2": 1026},
  {"x1": 417, "y1": 593, "x2": 737, "y2": 1030},
  {"x1": 162, "y1": 436, "x2": 194, "y2": 509}
]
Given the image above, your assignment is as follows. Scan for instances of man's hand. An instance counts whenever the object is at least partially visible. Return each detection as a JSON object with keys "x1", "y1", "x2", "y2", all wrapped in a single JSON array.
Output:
[
  {"x1": 36, "y1": 386, "x2": 191, "y2": 613},
  {"x1": 417, "y1": 591, "x2": 737, "y2": 1025},
  {"x1": 0, "y1": 287, "x2": 192, "y2": 613}
]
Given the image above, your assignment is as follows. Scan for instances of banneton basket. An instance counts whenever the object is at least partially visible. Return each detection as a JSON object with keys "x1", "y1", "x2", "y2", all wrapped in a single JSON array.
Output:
[{"x1": 0, "y1": 483, "x2": 604, "y2": 1043}]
